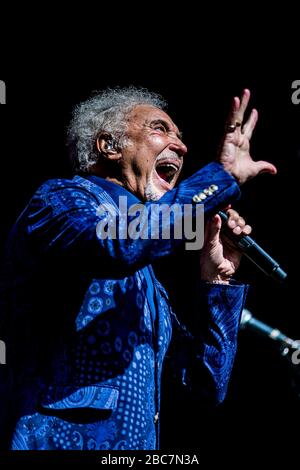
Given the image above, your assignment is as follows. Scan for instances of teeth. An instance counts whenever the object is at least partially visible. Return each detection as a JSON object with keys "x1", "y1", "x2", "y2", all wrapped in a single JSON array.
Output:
[
  {"x1": 167, "y1": 164, "x2": 178, "y2": 170},
  {"x1": 156, "y1": 163, "x2": 178, "y2": 170}
]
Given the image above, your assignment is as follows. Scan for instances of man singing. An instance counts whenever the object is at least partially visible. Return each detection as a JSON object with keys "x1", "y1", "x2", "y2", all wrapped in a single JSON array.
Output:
[{"x1": 0, "y1": 87, "x2": 276, "y2": 450}]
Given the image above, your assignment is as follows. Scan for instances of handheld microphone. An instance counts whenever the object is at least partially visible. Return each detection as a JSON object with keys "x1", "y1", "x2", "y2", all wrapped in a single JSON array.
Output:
[
  {"x1": 240, "y1": 309, "x2": 300, "y2": 350},
  {"x1": 218, "y1": 211, "x2": 287, "y2": 283}
]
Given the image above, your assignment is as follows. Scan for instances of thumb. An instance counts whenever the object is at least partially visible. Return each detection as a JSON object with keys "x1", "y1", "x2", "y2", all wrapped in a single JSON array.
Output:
[
  {"x1": 253, "y1": 160, "x2": 277, "y2": 177},
  {"x1": 204, "y1": 214, "x2": 222, "y2": 245}
]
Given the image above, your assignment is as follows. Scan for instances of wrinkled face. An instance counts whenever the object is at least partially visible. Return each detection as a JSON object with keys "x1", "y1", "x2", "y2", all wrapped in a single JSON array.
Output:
[{"x1": 120, "y1": 105, "x2": 187, "y2": 201}]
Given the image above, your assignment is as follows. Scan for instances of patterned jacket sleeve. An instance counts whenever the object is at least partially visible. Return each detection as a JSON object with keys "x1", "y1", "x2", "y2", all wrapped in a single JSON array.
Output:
[
  {"x1": 166, "y1": 282, "x2": 248, "y2": 405},
  {"x1": 25, "y1": 163, "x2": 240, "y2": 275}
]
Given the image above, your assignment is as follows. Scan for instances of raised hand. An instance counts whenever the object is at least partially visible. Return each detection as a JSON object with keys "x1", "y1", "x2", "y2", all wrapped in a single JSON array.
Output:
[{"x1": 218, "y1": 89, "x2": 277, "y2": 185}]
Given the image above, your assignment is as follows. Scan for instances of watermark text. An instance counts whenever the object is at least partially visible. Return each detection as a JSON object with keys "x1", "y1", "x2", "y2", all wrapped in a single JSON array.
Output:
[
  {"x1": 0, "y1": 80, "x2": 6, "y2": 104},
  {"x1": 96, "y1": 197, "x2": 204, "y2": 250},
  {"x1": 0, "y1": 340, "x2": 6, "y2": 364},
  {"x1": 291, "y1": 80, "x2": 300, "y2": 105}
]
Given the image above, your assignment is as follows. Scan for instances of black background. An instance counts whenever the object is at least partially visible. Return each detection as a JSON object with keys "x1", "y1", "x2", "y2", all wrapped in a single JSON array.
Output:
[{"x1": 1, "y1": 54, "x2": 299, "y2": 461}]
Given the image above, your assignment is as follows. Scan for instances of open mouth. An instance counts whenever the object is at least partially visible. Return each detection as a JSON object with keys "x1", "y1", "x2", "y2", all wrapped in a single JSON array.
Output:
[{"x1": 155, "y1": 160, "x2": 181, "y2": 185}]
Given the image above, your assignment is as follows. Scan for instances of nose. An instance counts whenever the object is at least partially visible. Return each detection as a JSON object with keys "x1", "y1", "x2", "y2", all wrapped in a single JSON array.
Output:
[{"x1": 168, "y1": 139, "x2": 188, "y2": 157}]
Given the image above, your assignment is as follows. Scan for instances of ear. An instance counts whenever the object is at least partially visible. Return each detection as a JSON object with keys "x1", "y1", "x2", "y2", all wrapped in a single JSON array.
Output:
[{"x1": 96, "y1": 132, "x2": 122, "y2": 161}]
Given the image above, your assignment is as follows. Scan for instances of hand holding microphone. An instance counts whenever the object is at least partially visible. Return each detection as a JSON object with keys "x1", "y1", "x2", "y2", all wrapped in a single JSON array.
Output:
[
  {"x1": 218, "y1": 210, "x2": 287, "y2": 283},
  {"x1": 200, "y1": 208, "x2": 254, "y2": 284},
  {"x1": 200, "y1": 208, "x2": 287, "y2": 284}
]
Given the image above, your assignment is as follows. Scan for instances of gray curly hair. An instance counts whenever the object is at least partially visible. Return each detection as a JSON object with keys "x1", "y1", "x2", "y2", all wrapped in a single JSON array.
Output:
[{"x1": 67, "y1": 86, "x2": 167, "y2": 174}]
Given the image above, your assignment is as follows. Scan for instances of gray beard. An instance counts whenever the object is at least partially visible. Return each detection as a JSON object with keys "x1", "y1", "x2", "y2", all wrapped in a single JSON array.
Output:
[{"x1": 144, "y1": 182, "x2": 163, "y2": 201}]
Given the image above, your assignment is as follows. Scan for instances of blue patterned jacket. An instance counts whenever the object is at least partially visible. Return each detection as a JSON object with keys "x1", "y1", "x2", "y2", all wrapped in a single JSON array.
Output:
[{"x1": 0, "y1": 163, "x2": 247, "y2": 450}]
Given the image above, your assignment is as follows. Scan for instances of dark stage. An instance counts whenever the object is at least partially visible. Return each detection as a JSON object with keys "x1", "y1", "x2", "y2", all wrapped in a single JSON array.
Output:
[{"x1": 0, "y1": 69, "x2": 299, "y2": 461}]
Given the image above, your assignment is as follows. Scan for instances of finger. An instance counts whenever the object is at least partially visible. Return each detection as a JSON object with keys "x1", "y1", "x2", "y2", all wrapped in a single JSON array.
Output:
[
  {"x1": 226, "y1": 96, "x2": 240, "y2": 131},
  {"x1": 205, "y1": 214, "x2": 222, "y2": 244},
  {"x1": 226, "y1": 209, "x2": 240, "y2": 228},
  {"x1": 253, "y1": 160, "x2": 277, "y2": 176},
  {"x1": 242, "y1": 108, "x2": 258, "y2": 139},
  {"x1": 237, "y1": 216, "x2": 246, "y2": 227},
  {"x1": 233, "y1": 223, "x2": 252, "y2": 236},
  {"x1": 226, "y1": 210, "x2": 249, "y2": 233},
  {"x1": 239, "y1": 216, "x2": 246, "y2": 225},
  {"x1": 235, "y1": 89, "x2": 251, "y2": 123},
  {"x1": 228, "y1": 218, "x2": 238, "y2": 229},
  {"x1": 233, "y1": 225, "x2": 242, "y2": 235},
  {"x1": 226, "y1": 90, "x2": 252, "y2": 132},
  {"x1": 211, "y1": 214, "x2": 222, "y2": 236},
  {"x1": 242, "y1": 224, "x2": 252, "y2": 235},
  {"x1": 226, "y1": 209, "x2": 239, "y2": 218}
]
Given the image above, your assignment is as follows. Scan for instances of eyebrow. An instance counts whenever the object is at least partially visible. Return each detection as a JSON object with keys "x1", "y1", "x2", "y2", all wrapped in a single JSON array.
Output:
[{"x1": 149, "y1": 119, "x2": 183, "y2": 140}]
